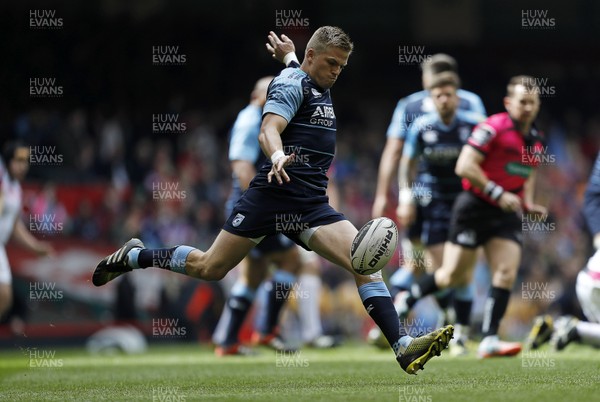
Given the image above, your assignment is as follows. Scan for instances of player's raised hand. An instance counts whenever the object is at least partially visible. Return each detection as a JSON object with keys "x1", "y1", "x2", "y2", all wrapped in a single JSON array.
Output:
[
  {"x1": 268, "y1": 153, "x2": 295, "y2": 185},
  {"x1": 266, "y1": 31, "x2": 295, "y2": 64}
]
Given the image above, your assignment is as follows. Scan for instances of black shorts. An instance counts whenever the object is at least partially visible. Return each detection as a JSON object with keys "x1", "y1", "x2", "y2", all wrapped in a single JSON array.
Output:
[
  {"x1": 421, "y1": 199, "x2": 454, "y2": 246},
  {"x1": 448, "y1": 191, "x2": 523, "y2": 249},
  {"x1": 222, "y1": 186, "x2": 346, "y2": 251},
  {"x1": 407, "y1": 203, "x2": 424, "y2": 242}
]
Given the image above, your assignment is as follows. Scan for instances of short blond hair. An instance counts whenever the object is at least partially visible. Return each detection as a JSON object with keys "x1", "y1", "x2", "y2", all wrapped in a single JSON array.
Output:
[{"x1": 306, "y1": 26, "x2": 353, "y2": 55}]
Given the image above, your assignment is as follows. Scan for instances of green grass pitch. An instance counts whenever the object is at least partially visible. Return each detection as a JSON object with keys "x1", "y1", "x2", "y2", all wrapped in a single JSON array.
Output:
[{"x1": 0, "y1": 342, "x2": 598, "y2": 401}]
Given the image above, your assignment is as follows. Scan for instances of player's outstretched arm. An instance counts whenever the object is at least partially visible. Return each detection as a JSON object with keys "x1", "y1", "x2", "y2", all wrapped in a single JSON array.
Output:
[
  {"x1": 266, "y1": 31, "x2": 298, "y2": 66},
  {"x1": 258, "y1": 113, "x2": 295, "y2": 185}
]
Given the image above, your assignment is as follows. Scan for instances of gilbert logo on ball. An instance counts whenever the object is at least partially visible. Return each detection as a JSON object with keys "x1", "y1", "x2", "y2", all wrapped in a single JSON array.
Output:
[{"x1": 351, "y1": 217, "x2": 398, "y2": 275}]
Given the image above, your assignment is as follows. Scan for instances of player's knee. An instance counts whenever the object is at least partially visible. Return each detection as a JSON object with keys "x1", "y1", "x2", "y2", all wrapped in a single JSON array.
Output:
[
  {"x1": 493, "y1": 262, "x2": 517, "y2": 286},
  {"x1": 435, "y1": 268, "x2": 452, "y2": 288},
  {"x1": 203, "y1": 268, "x2": 227, "y2": 281}
]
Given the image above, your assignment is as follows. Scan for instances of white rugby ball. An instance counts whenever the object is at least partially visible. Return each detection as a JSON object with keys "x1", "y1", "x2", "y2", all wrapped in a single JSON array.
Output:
[{"x1": 350, "y1": 217, "x2": 398, "y2": 275}]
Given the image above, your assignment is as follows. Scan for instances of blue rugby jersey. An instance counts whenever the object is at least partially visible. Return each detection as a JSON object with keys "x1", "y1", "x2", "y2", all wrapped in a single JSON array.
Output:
[
  {"x1": 403, "y1": 110, "x2": 484, "y2": 201},
  {"x1": 387, "y1": 89, "x2": 486, "y2": 140},
  {"x1": 226, "y1": 104, "x2": 265, "y2": 212},
  {"x1": 255, "y1": 65, "x2": 336, "y2": 198}
]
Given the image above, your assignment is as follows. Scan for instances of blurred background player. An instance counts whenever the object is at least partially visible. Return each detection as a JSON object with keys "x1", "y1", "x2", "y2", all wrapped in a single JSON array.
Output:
[
  {"x1": 212, "y1": 76, "x2": 302, "y2": 355},
  {"x1": 527, "y1": 151, "x2": 600, "y2": 351},
  {"x1": 372, "y1": 54, "x2": 486, "y2": 325},
  {"x1": 395, "y1": 75, "x2": 548, "y2": 358},
  {"x1": 394, "y1": 72, "x2": 484, "y2": 355},
  {"x1": 0, "y1": 141, "x2": 54, "y2": 321}
]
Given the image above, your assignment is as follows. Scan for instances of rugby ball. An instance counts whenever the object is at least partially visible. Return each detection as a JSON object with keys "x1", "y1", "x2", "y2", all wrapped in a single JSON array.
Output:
[{"x1": 350, "y1": 217, "x2": 398, "y2": 275}]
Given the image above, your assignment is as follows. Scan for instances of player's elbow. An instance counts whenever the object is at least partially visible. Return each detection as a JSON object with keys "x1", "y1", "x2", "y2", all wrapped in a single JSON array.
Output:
[{"x1": 454, "y1": 159, "x2": 468, "y2": 178}]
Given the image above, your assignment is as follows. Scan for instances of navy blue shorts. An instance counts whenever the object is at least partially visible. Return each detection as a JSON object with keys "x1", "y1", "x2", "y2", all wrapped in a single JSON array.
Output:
[
  {"x1": 222, "y1": 186, "x2": 346, "y2": 251},
  {"x1": 407, "y1": 203, "x2": 424, "y2": 242},
  {"x1": 421, "y1": 199, "x2": 453, "y2": 246},
  {"x1": 250, "y1": 233, "x2": 295, "y2": 258}
]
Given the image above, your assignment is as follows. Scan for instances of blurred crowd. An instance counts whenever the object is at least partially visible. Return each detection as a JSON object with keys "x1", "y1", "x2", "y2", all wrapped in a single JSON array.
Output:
[{"x1": 11, "y1": 97, "x2": 600, "y2": 337}]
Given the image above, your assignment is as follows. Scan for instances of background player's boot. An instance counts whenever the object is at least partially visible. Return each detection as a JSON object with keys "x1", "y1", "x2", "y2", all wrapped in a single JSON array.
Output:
[
  {"x1": 397, "y1": 325, "x2": 453, "y2": 375},
  {"x1": 551, "y1": 316, "x2": 580, "y2": 351},
  {"x1": 367, "y1": 326, "x2": 390, "y2": 349},
  {"x1": 449, "y1": 324, "x2": 470, "y2": 356},
  {"x1": 93, "y1": 238, "x2": 144, "y2": 286},
  {"x1": 477, "y1": 335, "x2": 521, "y2": 358},
  {"x1": 214, "y1": 344, "x2": 256, "y2": 357},
  {"x1": 305, "y1": 335, "x2": 340, "y2": 349},
  {"x1": 251, "y1": 330, "x2": 297, "y2": 352},
  {"x1": 526, "y1": 315, "x2": 554, "y2": 350}
]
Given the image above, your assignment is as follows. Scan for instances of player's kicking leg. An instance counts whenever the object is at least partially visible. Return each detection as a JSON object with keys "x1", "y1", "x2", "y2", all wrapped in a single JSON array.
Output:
[
  {"x1": 308, "y1": 220, "x2": 453, "y2": 375},
  {"x1": 93, "y1": 230, "x2": 256, "y2": 286}
]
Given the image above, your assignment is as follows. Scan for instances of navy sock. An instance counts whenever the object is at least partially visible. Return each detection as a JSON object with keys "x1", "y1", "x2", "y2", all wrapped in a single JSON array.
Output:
[
  {"x1": 130, "y1": 245, "x2": 196, "y2": 274},
  {"x1": 434, "y1": 289, "x2": 453, "y2": 310},
  {"x1": 454, "y1": 298, "x2": 472, "y2": 326},
  {"x1": 137, "y1": 248, "x2": 175, "y2": 269},
  {"x1": 213, "y1": 283, "x2": 255, "y2": 347},
  {"x1": 359, "y1": 282, "x2": 408, "y2": 355},
  {"x1": 256, "y1": 270, "x2": 296, "y2": 335},
  {"x1": 482, "y1": 287, "x2": 510, "y2": 337},
  {"x1": 406, "y1": 273, "x2": 439, "y2": 308}
]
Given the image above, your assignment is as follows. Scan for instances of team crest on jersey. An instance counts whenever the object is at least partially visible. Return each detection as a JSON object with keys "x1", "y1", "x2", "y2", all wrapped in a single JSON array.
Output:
[
  {"x1": 311, "y1": 88, "x2": 323, "y2": 98},
  {"x1": 422, "y1": 130, "x2": 438, "y2": 143},
  {"x1": 232, "y1": 213, "x2": 245, "y2": 227}
]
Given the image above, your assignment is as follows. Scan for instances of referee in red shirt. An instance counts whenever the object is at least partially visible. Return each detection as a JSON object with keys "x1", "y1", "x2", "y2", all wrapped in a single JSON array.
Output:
[{"x1": 396, "y1": 75, "x2": 548, "y2": 358}]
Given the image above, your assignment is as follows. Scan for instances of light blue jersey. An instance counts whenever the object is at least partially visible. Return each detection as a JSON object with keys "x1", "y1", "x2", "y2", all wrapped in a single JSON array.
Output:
[{"x1": 387, "y1": 89, "x2": 486, "y2": 140}]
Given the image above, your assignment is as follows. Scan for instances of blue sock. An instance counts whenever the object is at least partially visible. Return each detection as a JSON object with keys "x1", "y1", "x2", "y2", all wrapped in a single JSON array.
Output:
[
  {"x1": 256, "y1": 270, "x2": 296, "y2": 335},
  {"x1": 359, "y1": 282, "x2": 410, "y2": 355},
  {"x1": 212, "y1": 282, "x2": 256, "y2": 347},
  {"x1": 128, "y1": 246, "x2": 196, "y2": 274}
]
